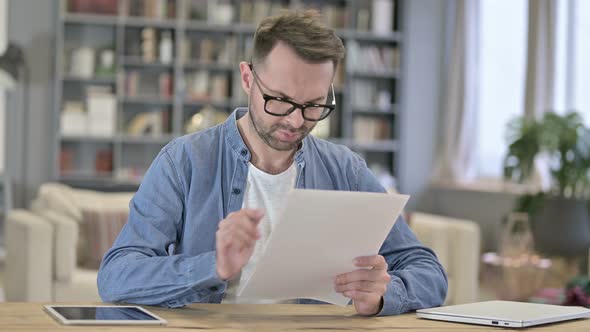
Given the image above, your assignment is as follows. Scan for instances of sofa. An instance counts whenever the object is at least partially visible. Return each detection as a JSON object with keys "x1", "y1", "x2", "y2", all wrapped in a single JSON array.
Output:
[
  {"x1": 5, "y1": 183, "x2": 481, "y2": 304},
  {"x1": 5, "y1": 183, "x2": 133, "y2": 302}
]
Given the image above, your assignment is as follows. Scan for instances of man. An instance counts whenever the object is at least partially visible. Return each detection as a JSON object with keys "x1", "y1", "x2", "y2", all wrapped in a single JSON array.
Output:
[{"x1": 98, "y1": 10, "x2": 447, "y2": 316}]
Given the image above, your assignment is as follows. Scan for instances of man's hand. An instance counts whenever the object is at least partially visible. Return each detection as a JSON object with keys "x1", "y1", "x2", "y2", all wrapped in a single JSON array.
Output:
[
  {"x1": 215, "y1": 208, "x2": 265, "y2": 280},
  {"x1": 334, "y1": 255, "x2": 391, "y2": 316}
]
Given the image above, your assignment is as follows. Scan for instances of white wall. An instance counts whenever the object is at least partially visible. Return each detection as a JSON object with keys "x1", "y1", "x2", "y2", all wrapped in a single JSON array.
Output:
[{"x1": 398, "y1": 0, "x2": 449, "y2": 209}]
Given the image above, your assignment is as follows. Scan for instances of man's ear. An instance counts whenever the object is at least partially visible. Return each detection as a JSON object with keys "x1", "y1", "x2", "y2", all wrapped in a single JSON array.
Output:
[{"x1": 239, "y1": 61, "x2": 253, "y2": 96}]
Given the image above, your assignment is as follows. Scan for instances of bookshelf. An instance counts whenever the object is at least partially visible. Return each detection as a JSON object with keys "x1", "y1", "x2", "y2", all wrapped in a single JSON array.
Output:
[{"x1": 54, "y1": 0, "x2": 403, "y2": 190}]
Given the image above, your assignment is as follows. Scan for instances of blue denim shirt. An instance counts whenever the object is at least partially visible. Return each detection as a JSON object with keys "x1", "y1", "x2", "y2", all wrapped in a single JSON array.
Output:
[{"x1": 97, "y1": 109, "x2": 447, "y2": 316}]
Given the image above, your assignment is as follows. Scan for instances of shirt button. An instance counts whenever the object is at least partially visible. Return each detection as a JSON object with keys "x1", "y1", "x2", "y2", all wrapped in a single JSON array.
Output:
[
  {"x1": 232, "y1": 188, "x2": 241, "y2": 195},
  {"x1": 240, "y1": 149, "x2": 248, "y2": 156},
  {"x1": 209, "y1": 286, "x2": 219, "y2": 292}
]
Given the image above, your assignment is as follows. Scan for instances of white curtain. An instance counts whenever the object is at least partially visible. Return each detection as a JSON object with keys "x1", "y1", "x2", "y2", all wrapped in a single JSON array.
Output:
[
  {"x1": 523, "y1": 0, "x2": 579, "y2": 190},
  {"x1": 524, "y1": 0, "x2": 573, "y2": 119},
  {"x1": 434, "y1": 0, "x2": 480, "y2": 183}
]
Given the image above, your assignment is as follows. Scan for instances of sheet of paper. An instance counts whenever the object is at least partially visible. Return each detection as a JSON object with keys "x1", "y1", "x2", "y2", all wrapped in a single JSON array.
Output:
[{"x1": 237, "y1": 189, "x2": 410, "y2": 306}]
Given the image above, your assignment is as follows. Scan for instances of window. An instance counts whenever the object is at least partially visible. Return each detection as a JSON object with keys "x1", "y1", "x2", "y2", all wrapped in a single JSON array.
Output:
[
  {"x1": 476, "y1": 0, "x2": 528, "y2": 178},
  {"x1": 572, "y1": 0, "x2": 590, "y2": 124}
]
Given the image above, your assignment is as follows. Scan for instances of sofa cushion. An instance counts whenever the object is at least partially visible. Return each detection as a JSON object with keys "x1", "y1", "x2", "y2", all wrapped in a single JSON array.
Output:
[
  {"x1": 80, "y1": 209, "x2": 129, "y2": 269},
  {"x1": 40, "y1": 211, "x2": 78, "y2": 282},
  {"x1": 36, "y1": 182, "x2": 134, "y2": 222}
]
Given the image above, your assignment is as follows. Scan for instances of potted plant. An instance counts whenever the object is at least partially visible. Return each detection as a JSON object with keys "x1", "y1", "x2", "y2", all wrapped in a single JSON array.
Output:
[{"x1": 503, "y1": 112, "x2": 590, "y2": 256}]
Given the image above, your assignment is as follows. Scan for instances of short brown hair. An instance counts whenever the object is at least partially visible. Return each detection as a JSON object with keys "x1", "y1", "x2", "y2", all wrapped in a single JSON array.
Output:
[{"x1": 252, "y1": 10, "x2": 345, "y2": 68}]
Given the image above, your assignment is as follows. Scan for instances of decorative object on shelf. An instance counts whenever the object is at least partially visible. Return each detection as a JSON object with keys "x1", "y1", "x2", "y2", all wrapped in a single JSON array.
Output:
[
  {"x1": 504, "y1": 112, "x2": 590, "y2": 256},
  {"x1": 184, "y1": 106, "x2": 226, "y2": 134},
  {"x1": 141, "y1": 28, "x2": 156, "y2": 63},
  {"x1": 159, "y1": 30, "x2": 173, "y2": 64},
  {"x1": 95, "y1": 49, "x2": 115, "y2": 78},
  {"x1": 209, "y1": 0, "x2": 235, "y2": 25},
  {"x1": 70, "y1": 47, "x2": 95, "y2": 78},
  {"x1": 376, "y1": 90, "x2": 392, "y2": 111},
  {"x1": 127, "y1": 111, "x2": 165, "y2": 136},
  {"x1": 372, "y1": 0, "x2": 395, "y2": 36}
]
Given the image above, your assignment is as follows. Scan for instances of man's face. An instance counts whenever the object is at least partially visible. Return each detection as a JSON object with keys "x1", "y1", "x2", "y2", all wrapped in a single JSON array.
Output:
[{"x1": 244, "y1": 42, "x2": 335, "y2": 152}]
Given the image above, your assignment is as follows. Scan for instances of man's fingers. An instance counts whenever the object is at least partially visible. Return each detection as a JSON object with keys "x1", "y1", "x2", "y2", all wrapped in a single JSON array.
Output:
[
  {"x1": 234, "y1": 218, "x2": 261, "y2": 239},
  {"x1": 242, "y1": 208, "x2": 265, "y2": 222},
  {"x1": 220, "y1": 213, "x2": 262, "y2": 239},
  {"x1": 334, "y1": 280, "x2": 386, "y2": 294},
  {"x1": 335, "y1": 270, "x2": 391, "y2": 285},
  {"x1": 218, "y1": 227, "x2": 256, "y2": 251},
  {"x1": 354, "y1": 255, "x2": 388, "y2": 270}
]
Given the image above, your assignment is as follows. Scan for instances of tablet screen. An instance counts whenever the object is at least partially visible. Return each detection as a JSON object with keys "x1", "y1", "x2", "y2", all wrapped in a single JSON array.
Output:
[{"x1": 51, "y1": 306, "x2": 158, "y2": 321}]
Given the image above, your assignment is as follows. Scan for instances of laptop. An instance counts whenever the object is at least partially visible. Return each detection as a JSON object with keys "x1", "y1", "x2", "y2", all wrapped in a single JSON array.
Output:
[{"x1": 417, "y1": 301, "x2": 590, "y2": 328}]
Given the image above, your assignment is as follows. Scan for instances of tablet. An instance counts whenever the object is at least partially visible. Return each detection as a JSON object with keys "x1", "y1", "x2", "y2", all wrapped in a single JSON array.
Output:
[{"x1": 44, "y1": 305, "x2": 167, "y2": 325}]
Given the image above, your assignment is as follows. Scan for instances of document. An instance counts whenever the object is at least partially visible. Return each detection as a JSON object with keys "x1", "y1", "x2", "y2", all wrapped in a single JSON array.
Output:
[{"x1": 237, "y1": 189, "x2": 410, "y2": 306}]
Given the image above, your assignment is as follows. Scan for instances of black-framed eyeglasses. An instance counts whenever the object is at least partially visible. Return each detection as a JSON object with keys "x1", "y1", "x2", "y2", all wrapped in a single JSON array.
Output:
[{"x1": 249, "y1": 63, "x2": 336, "y2": 122}]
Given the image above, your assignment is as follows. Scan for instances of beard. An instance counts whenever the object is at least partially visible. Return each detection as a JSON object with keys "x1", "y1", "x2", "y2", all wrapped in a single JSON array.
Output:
[{"x1": 248, "y1": 104, "x2": 315, "y2": 152}]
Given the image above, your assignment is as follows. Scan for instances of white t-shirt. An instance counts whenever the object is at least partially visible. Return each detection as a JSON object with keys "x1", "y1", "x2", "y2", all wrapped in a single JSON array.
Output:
[{"x1": 222, "y1": 162, "x2": 297, "y2": 303}]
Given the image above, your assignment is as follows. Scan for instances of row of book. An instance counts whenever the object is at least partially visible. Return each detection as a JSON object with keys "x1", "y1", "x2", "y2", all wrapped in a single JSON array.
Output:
[
  {"x1": 124, "y1": 70, "x2": 174, "y2": 99},
  {"x1": 356, "y1": 0, "x2": 397, "y2": 34},
  {"x1": 60, "y1": 148, "x2": 113, "y2": 174},
  {"x1": 68, "y1": 0, "x2": 396, "y2": 33},
  {"x1": 124, "y1": 0, "x2": 176, "y2": 19},
  {"x1": 183, "y1": 36, "x2": 237, "y2": 65},
  {"x1": 185, "y1": 70, "x2": 231, "y2": 102},
  {"x1": 69, "y1": 0, "x2": 177, "y2": 19},
  {"x1": 347, "y1": 41, "x2": 400, "y2": 73},
  {"x1": 350, "y1": 79, "x2": 394, "y2": 110},
  {"x1": 187, "y1": 0, "x2": 289, "y2": 25},
  {"x1": 353, "y1": 117, "x2": 392, "y2": 142}
]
